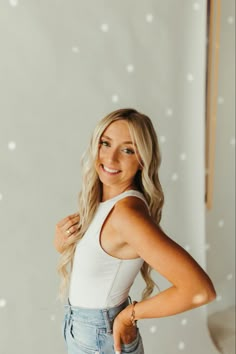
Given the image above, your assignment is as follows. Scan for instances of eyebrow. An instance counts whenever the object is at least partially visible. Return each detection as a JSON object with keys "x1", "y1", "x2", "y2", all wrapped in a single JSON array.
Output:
[{"x1": 101, "y1": 135, "x2": 135, "y2": 145}]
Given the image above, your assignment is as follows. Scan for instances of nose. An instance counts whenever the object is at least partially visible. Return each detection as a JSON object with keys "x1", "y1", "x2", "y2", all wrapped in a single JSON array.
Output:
[{"x1": 106, "y1": 148, "x2": 119, "y2": 163}]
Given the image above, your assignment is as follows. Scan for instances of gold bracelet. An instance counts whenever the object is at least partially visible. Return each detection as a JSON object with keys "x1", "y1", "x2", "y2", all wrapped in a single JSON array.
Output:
[{"x1": 130, "y1": 301, "x2": 138, "y2": 326}]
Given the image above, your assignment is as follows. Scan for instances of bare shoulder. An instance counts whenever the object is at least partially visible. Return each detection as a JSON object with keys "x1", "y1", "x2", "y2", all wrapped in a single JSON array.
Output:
[
  {"x1": 110, "y1": 194, "x2": 177, "y2": 263},
  {"x1": 115, "y1": 195, "x2": 150, "y2": 218},
  {"x1": 111, "y1": 194, "x2": 176, "y2": 248},
  {"x1": 111, "y1": 195, "x2": 157, "y2": 233}
]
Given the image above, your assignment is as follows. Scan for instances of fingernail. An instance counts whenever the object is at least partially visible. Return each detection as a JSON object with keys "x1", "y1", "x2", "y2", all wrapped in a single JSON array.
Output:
[{"x1": 115, "y1": 352, "x2": 121, "y2": 354}]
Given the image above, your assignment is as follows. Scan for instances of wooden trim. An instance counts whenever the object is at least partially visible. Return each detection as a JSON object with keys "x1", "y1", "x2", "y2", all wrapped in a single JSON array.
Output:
[{"x1": 205, "y1": 0, "x2": 221, "y2": 209}]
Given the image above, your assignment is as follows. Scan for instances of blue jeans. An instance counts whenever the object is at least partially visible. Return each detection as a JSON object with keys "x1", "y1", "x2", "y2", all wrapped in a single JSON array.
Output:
[{"x1": 62, "y1": 298, "x2": 144, "y2": 354}]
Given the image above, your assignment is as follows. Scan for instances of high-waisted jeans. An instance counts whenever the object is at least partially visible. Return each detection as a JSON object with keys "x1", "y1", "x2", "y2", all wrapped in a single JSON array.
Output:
[{"x1": 62, "y1": 298, "x2": 144, "y2": 354}]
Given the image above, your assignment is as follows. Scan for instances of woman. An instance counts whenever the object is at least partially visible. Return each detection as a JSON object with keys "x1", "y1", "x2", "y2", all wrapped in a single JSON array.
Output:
[{"x1": 54, "y1": 108, "x2": 216, "y2": 354}]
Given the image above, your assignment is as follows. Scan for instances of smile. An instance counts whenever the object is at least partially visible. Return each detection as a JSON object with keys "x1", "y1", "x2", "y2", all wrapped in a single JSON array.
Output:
[{"x1": 101, "y1": 165, "x2": 121, "y2": 174}]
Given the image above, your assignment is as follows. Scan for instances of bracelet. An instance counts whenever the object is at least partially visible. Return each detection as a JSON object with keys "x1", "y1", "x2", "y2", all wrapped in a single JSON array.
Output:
[{"x1": 130, "y1": 301, "x2": 138, "y2": 326}]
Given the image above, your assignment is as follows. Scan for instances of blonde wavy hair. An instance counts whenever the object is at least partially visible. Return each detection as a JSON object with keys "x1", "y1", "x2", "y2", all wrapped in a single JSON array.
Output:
[{"x1": 57, "y1": 108, "x2": 164, "y2": 301}]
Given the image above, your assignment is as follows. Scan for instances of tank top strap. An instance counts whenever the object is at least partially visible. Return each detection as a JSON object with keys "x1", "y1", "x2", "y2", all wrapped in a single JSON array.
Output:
[
  {"x1": 99, "y1": 189, "x2": 149, "y2": 212},
  {"x1": 118, "y1": 190, "x2": 149, "y2": 209}
]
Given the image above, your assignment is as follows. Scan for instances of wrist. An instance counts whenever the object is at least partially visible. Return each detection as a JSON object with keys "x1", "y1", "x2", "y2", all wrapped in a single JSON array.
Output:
[
  {"x1": 130, "y1": 301, "x2": 138, "y2": 326},
  {"x1": 118, "y1": 301, "x2": 138, "y2": 327}
]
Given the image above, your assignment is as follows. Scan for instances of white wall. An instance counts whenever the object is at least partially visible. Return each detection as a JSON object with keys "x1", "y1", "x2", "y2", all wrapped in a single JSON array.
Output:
[{"x1": 0, "y1": 1, "x2": 228, "y2": 353}]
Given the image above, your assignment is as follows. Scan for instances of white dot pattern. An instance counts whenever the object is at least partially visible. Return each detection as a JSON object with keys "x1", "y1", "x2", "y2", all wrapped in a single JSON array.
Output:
[
  {"x1": 193, "y1": 3, "x2": 201, "y2": 11},
  {"x1": 8, "y1": 141, "x2": 16, "y2": 150},
  {"x1": 230, "y1": 137, "x2": 235, "y2": 146},
  {"x1": 146, "y1": 14, "x2": 154, "y2": 23},
  {"x1": 171, "y1": 173, "x2": 179, "y2": 181},
  {"x1": 180, "y1": 153, "x2": 187, "y2": 160},
  {"x1": 227, "y1": 16, "x2": 234, "y2": 24},
  {"x1": 149, "y1": 325, "x2": 157, "y2": 333},
  {"x1": 218, "y1": 96, "x2": 225, "y2": 104},
  {"x1": 72, "y1": 46, "x2": 79, "y2": 53},
  {"x1": 178, "y1": 341, "x2": 185, "y2": 350},
  {"x1": 218, "y1": 219, "x2": 224, "y2": 228},
  {"x1": 0, "y1": 299, "x2": 7, "y2": 308},
  {"x1": 226, "y1": 273, "x2": 233, "y2": 281},
  {"x1": 205, "y1": 243, "x2": 211, "y2": 251},
  {"x1": 187, "y1": 73, "x2": 194, "y2": 82},
  {"x1": 165, "y1": 108, "x2": 173, "y2": 116},
  {"x1": 111, "y1": 94, "x2": 119, "y2": 103},
  {"x1": 181, "y1": 318, "x2": 188, "y2": 326},
  {"x1": 9, "y1": 0, "x2": 18, "y2": 7},
  {"x1": 126, "y1": 64, "x2": 134, "y2": 73},
  {"x1": 101, "y1": 24, "x2": 109, "y2": 32},
  {"x1": 160, "y1": 136, "x2": 166, "y2": 143}
]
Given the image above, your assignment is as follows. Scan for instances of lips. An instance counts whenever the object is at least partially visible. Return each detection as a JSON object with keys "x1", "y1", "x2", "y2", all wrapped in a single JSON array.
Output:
[{"x1": 101, "y1": 164, "x2": 121, "y2": 174}]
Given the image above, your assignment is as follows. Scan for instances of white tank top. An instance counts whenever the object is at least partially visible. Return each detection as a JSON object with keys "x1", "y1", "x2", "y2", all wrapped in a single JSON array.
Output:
[{"x1": 69, "y1": 190, "x2": 148, "y2": 308}]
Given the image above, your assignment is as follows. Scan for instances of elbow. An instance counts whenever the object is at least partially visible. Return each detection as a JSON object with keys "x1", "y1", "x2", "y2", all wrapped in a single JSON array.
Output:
[
  {"x1": 205, "y1": 279, "x2": 217, "y2": 303},
  {"x1": 208, "y1": 287, "x2": 217, "y2": 303},
  {"x1": 192, "y1": 284, "x2": 217, "y2": 306},
  {"x1": 207, "y1": 287, "x2": 217, "y2": 303},
  {"x1": 204, "y1": 288, "x2": 217, "y2": 304}
]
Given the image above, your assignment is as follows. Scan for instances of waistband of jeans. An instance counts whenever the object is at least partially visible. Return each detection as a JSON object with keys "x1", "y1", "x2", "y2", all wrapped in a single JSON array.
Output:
[
  {"x1": 65, "y1": 297, "x2": 131, "y2": 318},
  {"x1": 64, "y1": 297, "x2": 131, "y2": 333}
]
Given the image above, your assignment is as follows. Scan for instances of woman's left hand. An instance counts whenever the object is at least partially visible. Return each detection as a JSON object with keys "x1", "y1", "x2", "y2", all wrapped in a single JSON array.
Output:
[{"x1": 113, "y1": 305, "x2": 137, "y2": 353}]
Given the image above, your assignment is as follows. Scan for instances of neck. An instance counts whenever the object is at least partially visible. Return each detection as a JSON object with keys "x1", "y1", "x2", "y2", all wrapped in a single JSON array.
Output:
[{"x1": 101, "y1": 184, "x2": 138, "y2": 202}]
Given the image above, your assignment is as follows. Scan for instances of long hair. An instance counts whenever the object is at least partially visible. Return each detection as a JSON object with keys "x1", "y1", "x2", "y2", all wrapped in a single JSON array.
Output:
[{"x1": 57, "y1": 108, "x2": 164, "y2": 301}]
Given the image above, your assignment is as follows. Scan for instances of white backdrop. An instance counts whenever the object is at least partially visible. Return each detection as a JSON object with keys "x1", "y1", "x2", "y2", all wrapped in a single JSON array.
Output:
[{"x1": 0, "y1": 1, "x2": 222, "y2": 353}]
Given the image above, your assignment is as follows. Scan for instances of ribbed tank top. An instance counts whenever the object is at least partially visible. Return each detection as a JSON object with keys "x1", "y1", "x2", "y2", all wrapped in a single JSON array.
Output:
[{"x1": 69, "y1": 190, "x2": 148, "y2": 308}]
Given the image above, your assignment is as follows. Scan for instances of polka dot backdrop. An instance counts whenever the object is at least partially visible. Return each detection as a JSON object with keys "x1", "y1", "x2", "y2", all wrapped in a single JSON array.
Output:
[
  {"x1": 0, "y1": 0, "x2": 234, "y2": 353},
  {"x1": 205, "y1": 0, "x2": 235, "y2": 319}
]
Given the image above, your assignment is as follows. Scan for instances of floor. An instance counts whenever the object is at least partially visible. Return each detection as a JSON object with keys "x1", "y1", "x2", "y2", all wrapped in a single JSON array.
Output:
[{"x1": 208, "y1": 306, "x2": 235, "y2": 354}]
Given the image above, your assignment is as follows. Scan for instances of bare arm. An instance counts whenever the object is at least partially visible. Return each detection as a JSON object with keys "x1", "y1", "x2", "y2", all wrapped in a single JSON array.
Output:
[
  {"x1": 115, "y1": 199, "x2": 216, "y2": 318},
  {"x1": 53, "y1": 213, "x2": 80, "y2": 253},
  {"x1": 112, "y1": 198, "x2": 216, "y2": 351}
]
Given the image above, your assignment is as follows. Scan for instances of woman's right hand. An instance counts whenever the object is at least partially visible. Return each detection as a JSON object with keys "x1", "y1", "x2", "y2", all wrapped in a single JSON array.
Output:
[{"x1": 54, "y1": 213, "x2": 80, "y2": 253}]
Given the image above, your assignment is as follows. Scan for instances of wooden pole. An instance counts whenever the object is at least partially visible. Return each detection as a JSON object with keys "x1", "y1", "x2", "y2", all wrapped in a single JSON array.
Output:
[{"x1": 205, "y1": 0, "x2": 221, "y2": 209}]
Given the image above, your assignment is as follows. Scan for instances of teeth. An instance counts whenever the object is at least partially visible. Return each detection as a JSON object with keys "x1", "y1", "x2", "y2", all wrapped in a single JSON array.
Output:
[{"x1": 103, "y1": 165, "x2": 119, "y2": 173}]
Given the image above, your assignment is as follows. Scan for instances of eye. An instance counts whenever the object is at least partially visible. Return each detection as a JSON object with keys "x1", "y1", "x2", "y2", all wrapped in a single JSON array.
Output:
[
  {"x1": 122, "y1": 148, "x2": 135, "y2": 155},
  {"x1": 99, "y1": 140, "x2": 110, "y2": 147}
]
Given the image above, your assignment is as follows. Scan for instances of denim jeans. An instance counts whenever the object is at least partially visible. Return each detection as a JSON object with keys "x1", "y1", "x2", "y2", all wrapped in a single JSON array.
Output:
[{"x1": 62, "y1": 298, "x2": 144, "y2": 354}]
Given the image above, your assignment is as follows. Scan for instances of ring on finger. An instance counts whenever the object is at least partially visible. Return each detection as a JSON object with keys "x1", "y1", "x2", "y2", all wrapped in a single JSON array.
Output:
[{"x1": 66, "y1": 229, "x2": 71, "y2": 236}]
